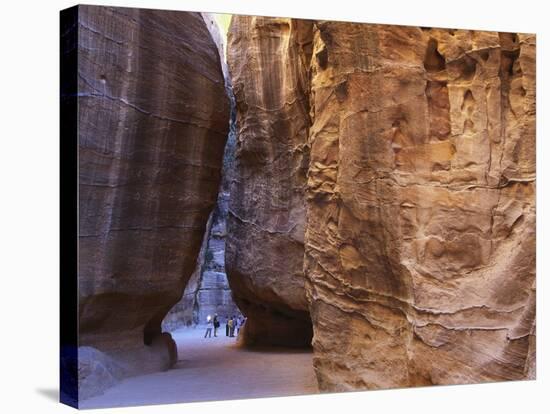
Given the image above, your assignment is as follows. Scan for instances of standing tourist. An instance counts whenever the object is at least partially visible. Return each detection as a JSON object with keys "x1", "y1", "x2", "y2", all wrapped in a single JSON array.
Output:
[
  {"x1": 204, "y1": 315, "x2": 213, "y2": 338},
  {"x1": 233, "y1": 317, "x2": 239, "y2": 336},
  {"x1": 236, "y1": 316, "x2": 242, "y2": 335},
  {"x1": 213, "y1": 314, "x2": 220, "y2": 337},
  {"x1": 228, "y1": 316, "x2": 235, "y2": 337},
  {"x1": 225, "y1": 315, "x2": 230, "y2": 337}
]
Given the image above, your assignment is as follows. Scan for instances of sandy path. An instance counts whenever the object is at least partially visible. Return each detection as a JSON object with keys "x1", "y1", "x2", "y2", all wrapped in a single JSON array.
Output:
[{"x1": 80, "y1": 326, "x2": 318, "y2": 409}]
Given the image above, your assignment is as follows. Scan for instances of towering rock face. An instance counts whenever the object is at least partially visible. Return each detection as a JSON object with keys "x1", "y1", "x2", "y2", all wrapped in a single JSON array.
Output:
[
  {"x1": 226, "y1": 17, "x2": 315, "y2": 347},
  {"x1": 305, "y1": 24, "x2": 535, "y2": 390},
  {"x1": 77, "y1": 5, "x2": 229, "y2": 395},
  {"x1": 228, "y1": 17, "x2": 536, "y2": 389}
]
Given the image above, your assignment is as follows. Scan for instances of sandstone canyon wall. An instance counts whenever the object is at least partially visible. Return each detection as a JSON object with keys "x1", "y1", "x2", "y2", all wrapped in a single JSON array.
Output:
[
  {"x1": 227, "y1": 17, "x2": 536, "y2": 389},
  {"x1": 77, "y1": 6, "x2": 229, "y2": 397},
  {"x1": 226, "y1": 17, "x2": 315, "y2": 346}
]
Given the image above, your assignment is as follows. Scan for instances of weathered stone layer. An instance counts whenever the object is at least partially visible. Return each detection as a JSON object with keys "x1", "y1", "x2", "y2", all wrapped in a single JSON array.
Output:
[
  {"x1": 226, "y1": 16, "x2": 315, "y2": 347},
  {"x1": 305, "y1": 24, "x2": 535, "y2": 390},
  {"x1": 77, "y1": 5, "x2": 229, "y2": 394},
  {"x1": 227, "y1": 16, "x2": 536, "y2": 388}
]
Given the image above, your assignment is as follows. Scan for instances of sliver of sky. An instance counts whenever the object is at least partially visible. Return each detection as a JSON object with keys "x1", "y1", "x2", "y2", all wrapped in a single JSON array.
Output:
[{"x1": 213, "y1": 14, "x2": 232, "y2": 58}]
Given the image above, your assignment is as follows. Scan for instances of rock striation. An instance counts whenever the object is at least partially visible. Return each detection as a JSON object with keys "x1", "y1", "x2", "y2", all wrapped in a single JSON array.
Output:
[
  {"x1": 77, "y1": 5, "x2": 229, "y2": 396},
  {"x1": 226, "y1": 17, "x2": 315, "y2": 347},
  {"x1": 227, "y1": 17, "x2": 536, "y2": 389}
]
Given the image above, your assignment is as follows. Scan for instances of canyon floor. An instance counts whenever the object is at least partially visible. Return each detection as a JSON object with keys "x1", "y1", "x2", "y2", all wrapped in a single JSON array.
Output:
[{"x1": 80, "y1": 326, "x2": 318, "y2": 409}]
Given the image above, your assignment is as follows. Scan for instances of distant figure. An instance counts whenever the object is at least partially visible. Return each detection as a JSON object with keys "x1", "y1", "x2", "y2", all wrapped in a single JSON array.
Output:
[
  {"x1": 236, "y1": 316, "x2": 243, "y2": 335},
  {"x1": 234, "y1": 317, "x2": 240, "y2": 335},
  {"x1": 213, "y1": 314, "x2": 220, "y2": 337},
  {"x1": 228, "y1": 316, "x2": 235, "y2": 337},
  {"x1": 204, "y1": 316, "x2": 213, "y2": 338},
  {"x1": 225, "y1": 315, "x2": 230, "y2": 337}
]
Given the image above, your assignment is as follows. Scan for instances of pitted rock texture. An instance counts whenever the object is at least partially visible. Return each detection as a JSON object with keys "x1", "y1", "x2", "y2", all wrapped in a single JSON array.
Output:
[
  {"x1": 228, "y1": 16, "x2": 536, "y2": 389},
  {"x1": 77, "y1": 5, "x2": 229, "y2": 394},
  {"x1": 226, "y1": 16, "x2": 315, "y2": 347},
  {"x1": 306, "y1": 24, "x2": 536, "y2": 390}
]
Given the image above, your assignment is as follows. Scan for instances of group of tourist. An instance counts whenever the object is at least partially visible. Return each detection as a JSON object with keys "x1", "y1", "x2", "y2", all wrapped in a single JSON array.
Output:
[{"x1": 203, "y1": 314, "x2": 246, "y2": 338}]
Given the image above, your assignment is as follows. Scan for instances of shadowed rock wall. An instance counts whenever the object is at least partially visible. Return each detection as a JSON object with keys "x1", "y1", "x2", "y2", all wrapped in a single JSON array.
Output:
[
  {"x1": 160, "y1": 212, "x2": 213, "y2": 331},
  {"x1": 77, "y1": 5, "x2": 229, "y2": 397},
  {"x1": 227, "y1": 16, "x2": 536, "y2": 389},
  {"x1": 161, "y1": 14, "x2": 240, "y2": 332}
]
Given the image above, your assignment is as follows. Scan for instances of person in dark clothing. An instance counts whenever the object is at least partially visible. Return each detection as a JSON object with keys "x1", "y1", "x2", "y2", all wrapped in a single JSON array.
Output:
[
  {"x1": 225, "y1": 315, "x2": 230, "y2": 336},
  {"x1": 229, "y1": 315, "x2": 235, "y2": 337},
  {"x1": 213, "y1": 314, "x2": 220, "y2": 337}
]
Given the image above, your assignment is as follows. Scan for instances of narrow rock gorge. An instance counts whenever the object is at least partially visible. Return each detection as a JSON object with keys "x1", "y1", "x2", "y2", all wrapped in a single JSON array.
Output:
[
  {"x1": 77, "y1": 6, "x2": 229, "y2": 398},
  {"x1": 162, "y1": 109, "x2": 240, "y2": 330},
  {"x1": 226, "y1": 17, "x2": 536, "y2": 389},
  {"x1": 72, "y1": 6, "x2": 535, "y2": 402}
]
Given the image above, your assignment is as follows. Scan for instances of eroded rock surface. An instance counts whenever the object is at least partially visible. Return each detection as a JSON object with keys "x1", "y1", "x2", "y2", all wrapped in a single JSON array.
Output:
[
  {"x1": 228, "y1": 17, "x2": 536, "y2": 389},
  {"x1": 306, "y1": 24, "x2": 535, "y2": 390},
  {"x1": 226, "y1": 17, "x2": 315, "y2": 346},
  {"x1": 78, "y1": 5, "x2": 229, "y2": 395}
]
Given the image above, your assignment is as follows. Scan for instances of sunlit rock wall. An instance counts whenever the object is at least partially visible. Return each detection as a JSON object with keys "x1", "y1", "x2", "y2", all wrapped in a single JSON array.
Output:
[
  {"x1": 305, "y1": 23, "x2": 535, "y2": 390},
  {"x1": 228, "y1": 16, "x2": 536, "y2": 388}
]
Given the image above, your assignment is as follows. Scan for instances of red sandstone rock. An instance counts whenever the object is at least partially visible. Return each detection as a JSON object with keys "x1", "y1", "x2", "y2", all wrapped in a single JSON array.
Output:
[
  {"x1": 227, "y1": 17, "x2": 536, "y2": 389},
  {"x1": 226, "y1": 16, "x2": 315, "y2": 346}
]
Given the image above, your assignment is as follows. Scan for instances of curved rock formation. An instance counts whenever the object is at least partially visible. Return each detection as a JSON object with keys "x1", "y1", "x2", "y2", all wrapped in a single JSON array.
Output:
[
  {"x1": 227, "y1": 16, "x2": 536, "y2": 389},
  {"x1": 226, "y1": 16, "x2": 314, "y2": 347},
  {"x1": 77, "y1": 5, "x2": 229, "y2": 396}
]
